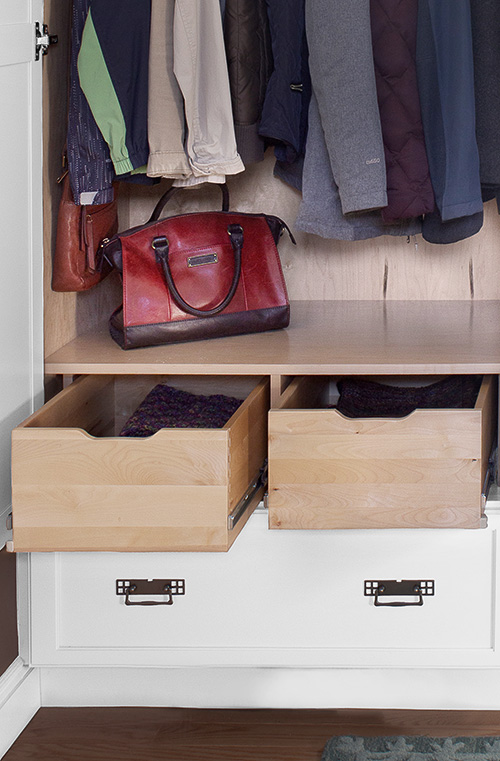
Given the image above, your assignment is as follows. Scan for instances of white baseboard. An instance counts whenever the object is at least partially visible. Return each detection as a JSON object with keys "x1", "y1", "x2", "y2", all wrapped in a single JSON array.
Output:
[
  {"x1": 40, "y1": 665, "x2": 500, "y2": 710},
  {"x1": 0, "y1": 659, "x2": 40, "y2": 758}
]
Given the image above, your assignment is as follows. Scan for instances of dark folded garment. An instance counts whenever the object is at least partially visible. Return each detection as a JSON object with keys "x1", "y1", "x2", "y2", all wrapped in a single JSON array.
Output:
[
  {"x1": 335, "y1": 375, "x2": 481, "y2": 418},
  {"x1": 120, "y1": 384, "x2": 242, "y2": 437}
]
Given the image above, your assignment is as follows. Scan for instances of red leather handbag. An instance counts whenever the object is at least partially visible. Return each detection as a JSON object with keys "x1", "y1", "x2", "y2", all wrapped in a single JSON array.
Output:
[{"x1": 103, "y1": 184, "x2": 293, "y2": 349}]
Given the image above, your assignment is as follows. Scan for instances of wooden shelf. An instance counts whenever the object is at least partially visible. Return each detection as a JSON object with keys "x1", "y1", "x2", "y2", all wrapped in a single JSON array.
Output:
[{"x1": 45, "y1": 300, "x2": 500, "y2": 376}]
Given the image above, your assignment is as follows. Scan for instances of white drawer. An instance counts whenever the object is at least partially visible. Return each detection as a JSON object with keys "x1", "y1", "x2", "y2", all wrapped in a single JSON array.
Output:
[{"x1": 30, "y1": 512, "x2": 498, "y2": 668}]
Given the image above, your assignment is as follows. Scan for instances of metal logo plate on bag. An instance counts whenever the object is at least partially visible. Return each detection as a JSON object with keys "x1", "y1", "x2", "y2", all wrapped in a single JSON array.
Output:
[{"x1": 187, "y1": 253, "x2": 218, "y2": 267}]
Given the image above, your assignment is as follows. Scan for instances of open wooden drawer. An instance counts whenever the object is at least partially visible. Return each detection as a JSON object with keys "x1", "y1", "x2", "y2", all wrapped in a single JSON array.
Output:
[
  {"x1": 268, "y1": 374, "x2": 497, "y2": 530},
  {"x1": 10, "y1": 375, "x2": 269, "y2": 552}
]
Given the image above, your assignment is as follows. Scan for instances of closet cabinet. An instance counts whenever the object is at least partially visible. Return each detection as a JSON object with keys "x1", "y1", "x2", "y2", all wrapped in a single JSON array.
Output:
[
  {"x1": 10, "y1": 301, "x2": 500, "y2": 551},
  {"x1": 8, "y1": 0, "x2": 500, "y2": 673}
]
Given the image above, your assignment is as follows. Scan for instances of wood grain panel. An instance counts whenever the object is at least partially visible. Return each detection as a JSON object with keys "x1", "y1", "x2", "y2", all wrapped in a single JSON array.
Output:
[
  {"x1": 477, "y1": 375, "x2": 498, "y2": 487},
  {"x1": 270, "y1": 482, "x2": 480, "y2": 511},
  {"x1": 270, "y1": 407, "x2": 481, "y2": 437},
  {"x1": 269, "y1": 503, "x2": 480, "y2": 530},
  {"x1": 270, "y1": 457, "x2": 480, "y2": 485},
  {"x1": 12, "y1": 485, "x2": 228, "y2": 526},
  {"x1": 227, "y1": 379, "x2": 269, "y2": 510},
  {"x1": 18, "y1": 375, "x2": 115, "y2": 433},
  {"x1": 11, "y1": 482, "x2": 229, "y2": 550},
  {"x1": 44, "y1": 301, "x2": 500, "y2": 376},
  {"x1": 12, "y1": 431, "x2": 228, "y2": 485},
  {"x1": 273, "y1": 375, "x2": 328, "y2": 411},
  {"x1": 7, "y1": 707, "x2": 500, "y2": 761},
  {"x1": 12, "y1": 525, "x2": 230, "y2": 553},
  {"x1": 269, "y1": 426, "x2": 481, "y2": 460}
]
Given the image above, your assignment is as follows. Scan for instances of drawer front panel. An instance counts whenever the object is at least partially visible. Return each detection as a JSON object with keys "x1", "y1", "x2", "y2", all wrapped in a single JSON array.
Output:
[
  {"x1": 30, "y1": 512, "x2": 497, "y2": 668},
  {"x1": 269, "y1": 375, "x2": 496, "y2": 530}
]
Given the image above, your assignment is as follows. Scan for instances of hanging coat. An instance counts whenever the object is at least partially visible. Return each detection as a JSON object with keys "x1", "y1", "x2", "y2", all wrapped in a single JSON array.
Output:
[
  {"x1": 304, "y1": 0, "x2": 387, "y2": 216},
  {"x1": 146, "y1": 0, "x2": 191, "y2": 179},
  {"x1": 370, "y1": 0, "x2": 435, "y2": 223},
  {"x1": 223, "y1": 0, "x2": 273, "y2": 165},
  {"x1": 258, "y1": 0, "x2": 311, "y2": 167},
  {"x1": 416, "y1": 0, "x2": 482, "y2": 222},
  {"x1": 67, "y1": 0, "x2": 115, "y2": 205},
  {"x1": 469, "y1": 0, "x2": 500, "y2": 199},
  {"x1": 77, "y1": 0, "x2": 151, "y2": 176},
  {"x1": 296, "y1": 92, "x2": 421, "y2": 241},
  {"x1": 172, "y1": 0, "x2": 244, "y2": 184}
]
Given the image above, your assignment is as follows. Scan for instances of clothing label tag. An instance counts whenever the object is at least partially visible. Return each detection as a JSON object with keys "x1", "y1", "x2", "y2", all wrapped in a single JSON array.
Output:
[{"x1": 80, "y1": 191, "x2": 98, "y2": 204}]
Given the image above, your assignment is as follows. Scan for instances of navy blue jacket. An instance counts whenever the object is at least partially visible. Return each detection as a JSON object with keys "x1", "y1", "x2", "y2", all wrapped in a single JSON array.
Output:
[
  {"x1": 67, "y1": 0, "x2": 115, "y2": 205},
  {"x1": 416, "y1": 0, "x2": 482, "y2": 223},
  {"x1": 258, "y1": 0, "x2": 311, "y2": 173}
]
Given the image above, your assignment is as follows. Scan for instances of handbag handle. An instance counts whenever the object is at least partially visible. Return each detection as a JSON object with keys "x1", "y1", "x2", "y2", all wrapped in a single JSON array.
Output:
[
  {"x1": 148, "y1": 183, "x2": 230, "y2": 223},
  {"x1": 152, "y1": 223, "x2": 243, "y2": 317}
]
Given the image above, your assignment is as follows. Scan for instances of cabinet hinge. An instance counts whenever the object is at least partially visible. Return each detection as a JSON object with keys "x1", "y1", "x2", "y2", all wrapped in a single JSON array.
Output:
[{"x1": 35, "y1": 22, "x2": 58, "y2": 61}]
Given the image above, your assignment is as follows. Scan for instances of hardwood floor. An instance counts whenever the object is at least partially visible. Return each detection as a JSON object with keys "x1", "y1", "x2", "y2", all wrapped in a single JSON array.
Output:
[{"x1": 5, "y1": 708, "x2": 500, "y2": 761}]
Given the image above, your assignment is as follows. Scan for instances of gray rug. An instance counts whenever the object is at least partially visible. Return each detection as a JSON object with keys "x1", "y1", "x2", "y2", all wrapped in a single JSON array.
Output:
[{"x1": 321, "y1": 737, "x2": 500, "y2": 761}]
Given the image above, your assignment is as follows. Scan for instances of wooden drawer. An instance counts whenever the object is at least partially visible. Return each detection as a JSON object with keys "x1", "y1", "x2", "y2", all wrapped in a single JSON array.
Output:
[
  {"x1": 268, "y1": 375, "x2": 497, "y2": 530},
  {"x1": 11, "y1": 375, "x2": 269, "y2": 552}
]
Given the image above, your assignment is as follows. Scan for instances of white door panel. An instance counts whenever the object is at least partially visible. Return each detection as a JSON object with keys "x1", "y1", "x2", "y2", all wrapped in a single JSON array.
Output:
[
  {"x1": 1, "y1": 3, "x2": 30, "y2": 26},
  {"x1": 0, "y1": 0, "x2": 44, "y2": 544},
  {"x1": 0, "y1": 25, "x2": 34, "y2": 67}
]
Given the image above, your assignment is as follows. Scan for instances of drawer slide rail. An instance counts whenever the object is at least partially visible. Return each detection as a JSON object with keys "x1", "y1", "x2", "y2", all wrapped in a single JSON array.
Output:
[{"x1": 227, "y1": 460, "x2": 268, "y2": 530}]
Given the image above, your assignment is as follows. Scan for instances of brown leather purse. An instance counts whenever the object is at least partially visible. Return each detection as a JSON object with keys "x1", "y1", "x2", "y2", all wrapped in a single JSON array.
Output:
[
  {"x1": 51, "y1": 173, "x2": 118, "y2": 292},
  {"x1": 103, "y1": 184, "x2": 293, "y2": 349}
]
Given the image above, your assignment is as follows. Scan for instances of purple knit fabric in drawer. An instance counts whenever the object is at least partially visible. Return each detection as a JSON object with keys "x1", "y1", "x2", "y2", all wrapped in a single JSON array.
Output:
[
  {"x1": 335, "y1": 375, "x2": 482, "y2": 418},
  {"x1": 119, "y1": 384, "x2": 242, "y2": 437}
]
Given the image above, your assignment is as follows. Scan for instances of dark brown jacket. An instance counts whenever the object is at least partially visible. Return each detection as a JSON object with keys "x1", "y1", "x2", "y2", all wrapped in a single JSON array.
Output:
[
  {"x1": 223, "y1": 0, "x2": 273, "y2": 165},
  {"x1": 370, "y1": 0, "x2": 435, "y2": 223}
]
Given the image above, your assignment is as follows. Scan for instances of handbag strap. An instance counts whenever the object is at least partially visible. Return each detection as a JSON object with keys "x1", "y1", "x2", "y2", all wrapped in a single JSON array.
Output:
[
  {"x1": 152, "y1": 223, "x2": 243, "y2": 317},
  {"x1": 148, "y1": 183, "x2": 230, "y2": 223}
]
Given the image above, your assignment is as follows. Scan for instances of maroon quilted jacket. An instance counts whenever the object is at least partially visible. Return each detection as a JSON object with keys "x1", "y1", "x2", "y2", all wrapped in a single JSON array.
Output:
[{"x1": 370, "y1": 0, "x2": 435, "y2": 223}]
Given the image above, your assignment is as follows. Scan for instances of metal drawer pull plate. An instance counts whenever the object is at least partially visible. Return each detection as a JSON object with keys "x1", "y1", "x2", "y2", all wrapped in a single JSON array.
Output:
[
  {"x1": 364, "y1": 579, "x2": 435, "y2": 607},
  {"x1": 116, "y1": 579, "x2": 185, "y2": 606}
]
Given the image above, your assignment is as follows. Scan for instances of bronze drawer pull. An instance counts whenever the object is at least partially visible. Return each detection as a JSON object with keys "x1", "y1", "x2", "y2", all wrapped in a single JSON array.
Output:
[
  {"x1": 116, "y1": 579, "x2": 185, "y2": 606},
  {"x1": 364, "y1": 579, "x2": 435, "y2": 607}
]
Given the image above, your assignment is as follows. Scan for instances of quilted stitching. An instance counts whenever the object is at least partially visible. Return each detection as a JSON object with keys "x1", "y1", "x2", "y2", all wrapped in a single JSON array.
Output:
[{"x1": 370, "y1": 0, "x2": 435, "y2": 222}]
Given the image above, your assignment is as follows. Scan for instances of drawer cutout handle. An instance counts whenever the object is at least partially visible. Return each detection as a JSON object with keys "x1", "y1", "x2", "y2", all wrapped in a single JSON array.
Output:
[
  {"x1": 116, "y1": 579, "x2": 185, "y2": 606},
  {"x1": 364, "y1": 579, "x2": 434, "y2": 607}
]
